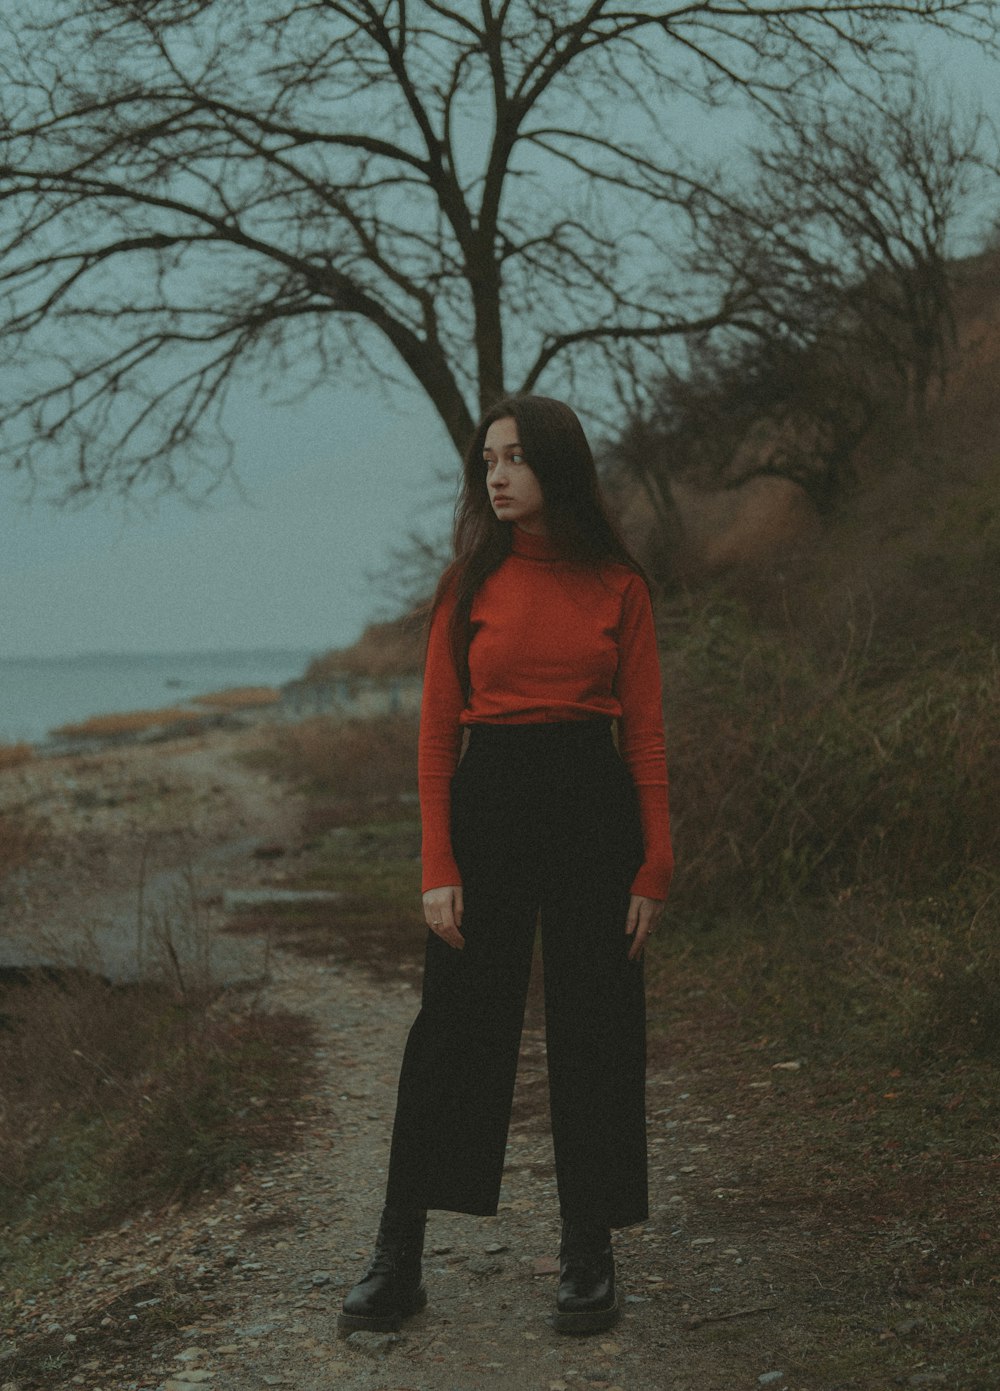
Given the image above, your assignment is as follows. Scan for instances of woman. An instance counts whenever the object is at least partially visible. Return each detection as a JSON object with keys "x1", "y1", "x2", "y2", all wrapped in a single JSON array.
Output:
[{"x1": 339, "y1": 394, "x2": 673, "y2": 1336}]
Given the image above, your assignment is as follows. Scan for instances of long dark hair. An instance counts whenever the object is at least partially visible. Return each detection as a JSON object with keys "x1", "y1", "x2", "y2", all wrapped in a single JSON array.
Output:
[{"x1": 431, "y1": 394, "x2": 647, "y2": 691}]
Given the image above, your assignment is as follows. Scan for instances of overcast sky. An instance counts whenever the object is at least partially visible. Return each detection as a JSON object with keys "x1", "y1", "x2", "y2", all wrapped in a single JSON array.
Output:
[
  {"x1": 1, "y1": 22, "x2": 996, "y2": 662},
  {"x1": 0, "y1": 381, "x2": 455, "y2": 659}
]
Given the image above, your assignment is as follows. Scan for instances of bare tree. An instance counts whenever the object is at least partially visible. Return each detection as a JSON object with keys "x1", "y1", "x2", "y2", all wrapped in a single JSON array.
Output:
[
  {"x1": 619, "y1": 71, "x2": 994, "y2": 522},
  {"x1": 0, "y1": 1, "x2": 995, "y2": 502},
  {"x1": 698, "y1": 74, "x2": 990, "y2": 407}
]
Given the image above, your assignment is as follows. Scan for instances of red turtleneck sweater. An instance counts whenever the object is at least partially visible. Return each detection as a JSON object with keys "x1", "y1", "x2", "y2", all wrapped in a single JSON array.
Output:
[{"x1": 418, "y1": 528, "x2": 673, "y2": 900}]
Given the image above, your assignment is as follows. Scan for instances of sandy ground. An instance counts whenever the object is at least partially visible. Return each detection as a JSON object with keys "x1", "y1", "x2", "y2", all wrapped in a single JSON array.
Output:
[{"x1": 0, "y1": 728, "x2": 298, "y2": 982}]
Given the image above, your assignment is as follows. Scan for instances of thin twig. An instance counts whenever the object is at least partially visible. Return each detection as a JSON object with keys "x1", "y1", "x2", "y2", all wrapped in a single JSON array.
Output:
[{"x1": 684, "y1": 1303, "x2": 779, "y2": 1330}]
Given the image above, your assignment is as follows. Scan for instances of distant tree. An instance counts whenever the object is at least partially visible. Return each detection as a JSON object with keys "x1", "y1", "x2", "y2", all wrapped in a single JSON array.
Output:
[
  {"x1": 698, "y1": 74, "x2": 990, "y2": 414},
  {"x1": 1, "y1": 1, "x2": 996, "y2": 503},
  {"x1": 618, "y1": 71, "x2": 993, "y2": 521}
]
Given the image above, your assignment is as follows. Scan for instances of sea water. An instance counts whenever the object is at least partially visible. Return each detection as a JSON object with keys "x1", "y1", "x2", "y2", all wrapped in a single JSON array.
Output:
[{"x1": 0, "y1": 647, "x2": 318, "y2": 746}]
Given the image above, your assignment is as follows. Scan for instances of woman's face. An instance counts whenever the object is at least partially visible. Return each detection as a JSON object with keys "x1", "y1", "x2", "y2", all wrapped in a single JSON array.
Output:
[{"x1": 483, "y1": 416, "x2": 547, "y2": 534}]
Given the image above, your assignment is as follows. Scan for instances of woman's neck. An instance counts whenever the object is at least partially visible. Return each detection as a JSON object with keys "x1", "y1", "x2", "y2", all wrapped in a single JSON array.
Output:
[{"x1": 511, "y1": 526, "x2": 563, "y2": 561}]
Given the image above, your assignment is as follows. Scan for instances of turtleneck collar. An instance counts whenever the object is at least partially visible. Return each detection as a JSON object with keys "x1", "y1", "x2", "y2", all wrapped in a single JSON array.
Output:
[{"x1": 511, "y1": 526, "x2": 564, "y2": 561}]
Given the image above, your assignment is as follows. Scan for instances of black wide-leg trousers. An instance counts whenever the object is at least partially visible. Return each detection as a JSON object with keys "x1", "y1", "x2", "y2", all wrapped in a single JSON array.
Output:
[{"x1": 385, "y1": 719, "x2": 649, "y2": 1229}]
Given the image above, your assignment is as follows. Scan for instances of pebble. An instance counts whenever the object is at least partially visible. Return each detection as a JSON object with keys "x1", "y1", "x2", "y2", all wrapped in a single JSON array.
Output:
[
  {"x1": 175, "y1": 1349, "x2": 211, "y2": 1364},
  {"x1": 896, "y1": 1318, "x2": 925, "y2": 1335},
  {"x1": 344, "y1": 1330, "x2": 401, "y2": 1355},
  {"x1": 758, "y1": 1374, "x2": 785, "y2": 1386}
]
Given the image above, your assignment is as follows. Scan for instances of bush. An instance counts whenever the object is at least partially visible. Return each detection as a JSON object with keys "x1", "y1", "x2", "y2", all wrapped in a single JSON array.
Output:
[
  {"x1": 921, "y1": 874, "x2": 1000, "y2": 1058},
  {"x1": 0, "y1": 741, "x2": 33, "y2": 770},
  {"x1": 653, "y1": 596, "x2": 1000, "y2": 1060},
  {"x1": 664, "y1": 601, "x2": 998, "y2": 912},
  {"x1": 249, "y1": 713, "x2": 419, "y2": 829},
  {"x1": 0, "y1": 811, "x2": 45, "y2": 882},
  {"x1": 0, "y1": 969, "x2": 314, "y2": 1240}
]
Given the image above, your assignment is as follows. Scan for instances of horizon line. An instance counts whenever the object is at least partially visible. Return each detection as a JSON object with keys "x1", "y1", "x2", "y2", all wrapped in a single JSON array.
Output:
[{"x1": 0, "y1": 642, "x2": 332, "y2": 663}]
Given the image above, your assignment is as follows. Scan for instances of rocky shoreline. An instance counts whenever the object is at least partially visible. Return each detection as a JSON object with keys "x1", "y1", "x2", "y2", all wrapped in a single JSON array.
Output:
[{"x1": 0, "y1": 724, "x2": 297, "y2": 981}]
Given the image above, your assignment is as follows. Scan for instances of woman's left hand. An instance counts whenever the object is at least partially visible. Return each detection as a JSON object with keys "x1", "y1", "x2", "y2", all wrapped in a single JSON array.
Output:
[{"x1": 625, "y1": 894, "x2": 664, "y2": 961}]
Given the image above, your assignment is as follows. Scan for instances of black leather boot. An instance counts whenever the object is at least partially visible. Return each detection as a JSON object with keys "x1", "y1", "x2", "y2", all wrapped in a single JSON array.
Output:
[
  {"x1": 552, "y1": 1219, "x2": 619, "y2": 1334},
  {"x1": 337, "y1": 1205, "x2": 428, "y2": 1335}
]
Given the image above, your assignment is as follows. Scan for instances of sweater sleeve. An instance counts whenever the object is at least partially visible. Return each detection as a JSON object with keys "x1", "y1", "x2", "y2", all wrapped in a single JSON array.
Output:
[
  {"x1": 418, "y1": 585, "x2": 467, "y2": 892},
  {"x1": 616, "y1": 576, "x2": 674, "y2": 901}
]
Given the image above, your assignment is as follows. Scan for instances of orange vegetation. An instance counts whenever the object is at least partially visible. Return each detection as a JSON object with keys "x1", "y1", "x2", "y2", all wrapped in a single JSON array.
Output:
[
  {"x1": 51, "y1": 707, "x2": 216, "y2": 739},
  {"x1": 303, "y1": 614, "x2": 426, "y2": 682},
  {"x1": 0, "y1": 742, "x2": 33, "y2": 769},
  {"x1": 192, "y1": 686, "x2": 282, "y2": 710}
]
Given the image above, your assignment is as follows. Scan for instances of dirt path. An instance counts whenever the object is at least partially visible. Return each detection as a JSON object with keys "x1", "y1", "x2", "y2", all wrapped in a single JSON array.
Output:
[
  {"x1": 140, "y1": 955, "x2": 814, "y2": 1391},
  {"x1": 3, "y1": 729, "x2": 992, "y2": 1391}
]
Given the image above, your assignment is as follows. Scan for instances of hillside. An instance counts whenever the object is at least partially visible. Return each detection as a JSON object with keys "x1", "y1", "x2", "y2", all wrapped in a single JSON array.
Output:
[
  {"x1": 794, "y1": 246, "x2": 1000, "y2": 649},
  {"x1": 309, "y1": 247, "x2": 1000, "y2": 683},
  {"x1": 303, "y1": 610, "x2": 427, "y2": 682}
]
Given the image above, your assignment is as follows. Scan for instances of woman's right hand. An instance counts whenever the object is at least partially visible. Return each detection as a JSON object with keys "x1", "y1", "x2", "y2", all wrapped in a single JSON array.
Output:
[{"x1": 422, "y1": 885, "x2": 465, "y2": 950}]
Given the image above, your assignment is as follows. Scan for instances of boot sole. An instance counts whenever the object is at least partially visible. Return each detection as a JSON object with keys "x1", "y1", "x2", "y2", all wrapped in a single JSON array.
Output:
[
  {"x1": 552, "y1": 1296, "x2": 620, "y2": 1335},
  {"x1": 337, "y1": 1286, "x2": 427, "y2": 1337}
]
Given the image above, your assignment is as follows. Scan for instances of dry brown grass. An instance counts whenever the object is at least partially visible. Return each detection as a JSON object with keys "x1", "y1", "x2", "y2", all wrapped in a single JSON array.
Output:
[
  {"x1": 649, "y1": 585, "x2": 1000, "y2": 1065},
  {"x1": 662, "y1": 599, "x2": 999, "y2": 913},
  {"x1": 0, "y1": 966, "x2": 315, "y2": 1237},
  {"x1": 192, "y1": 685, "x2": 281, "y2": 710},
  {"x1": 51, "y1": 707, "x2": 216, "y2": 738},
  {"x1": 249, "y1": 713, "x2": 418, "y2": 829},
  {"x1": 303, "y1": 612, "x2": 425, "y2": 680},
  {"x1": 0, "y1": 741, "x2": 33, "y2": 769},
  {"x1": 0, "y1": 812, "x2": 45, "y2": 882}
]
